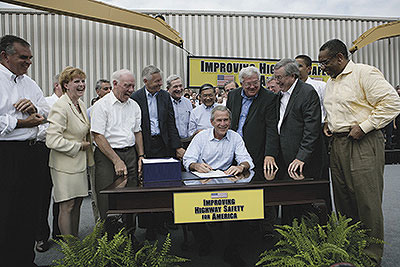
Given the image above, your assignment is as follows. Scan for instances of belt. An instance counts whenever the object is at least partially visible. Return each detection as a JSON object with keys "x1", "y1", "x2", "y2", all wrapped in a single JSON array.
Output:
[
  {"x1": 0, "y1": 139, "x2": 37, "y2": 145},
  {"x1": 113, "y1": 145, "x2": 134, "y2": 152},
  {"x1": 332, "y1": 132, "x2": 349, "y2": 138}
]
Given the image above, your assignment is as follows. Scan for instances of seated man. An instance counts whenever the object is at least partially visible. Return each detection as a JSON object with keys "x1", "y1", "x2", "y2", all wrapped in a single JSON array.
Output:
[
  {"x1": 184, "y1": 105, "x2": 254, "y2": 175},
  {"x1": 182, "y1": 105, "x2": 254, "y2": 267}
]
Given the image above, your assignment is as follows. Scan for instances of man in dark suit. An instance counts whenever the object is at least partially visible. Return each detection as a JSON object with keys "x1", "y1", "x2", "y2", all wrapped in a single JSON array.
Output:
[
  {"x1": 265, "y1": 58, "x2": 327, "y2": 223},
  {"x1": 131, "y1": 65, "x2": 184, "y2": 240},
  {"x1": 226, "y1": 66, "x2": 278, "y2": 178},
  {"x1": 264, "y1": 58, "x2": 326, "y2": 179}
]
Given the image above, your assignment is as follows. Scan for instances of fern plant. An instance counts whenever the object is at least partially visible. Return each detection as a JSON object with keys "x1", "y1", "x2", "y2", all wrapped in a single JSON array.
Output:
[
  {"x1": 256, "y1": 212, "x2": 383, "y2": 267},
  {"x1": 53, "y1": 221, "x2": 189, "y2": 267}
]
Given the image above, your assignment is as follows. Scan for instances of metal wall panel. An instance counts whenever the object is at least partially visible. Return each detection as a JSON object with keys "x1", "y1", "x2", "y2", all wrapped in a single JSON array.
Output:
[{"x1": 0, "y1": 9, "x2": 399, "y2": 106}]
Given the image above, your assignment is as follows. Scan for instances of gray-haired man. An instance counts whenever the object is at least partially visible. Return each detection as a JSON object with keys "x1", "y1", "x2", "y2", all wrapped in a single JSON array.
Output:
[{"x1": 166, "y1": 74, "x2": 193, "y2": 148}]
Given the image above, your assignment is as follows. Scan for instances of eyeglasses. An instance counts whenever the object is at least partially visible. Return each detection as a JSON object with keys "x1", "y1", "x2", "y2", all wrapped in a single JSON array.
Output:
[
  {"x1": 274, "y1": 75, "x2": 286, "y2": 81},
  {"x1": 242, "y1": 80, "x2": 260, "y2": 87},
  {"x1": 319, "y1": 55, "x2": 336, "y2": 67}
]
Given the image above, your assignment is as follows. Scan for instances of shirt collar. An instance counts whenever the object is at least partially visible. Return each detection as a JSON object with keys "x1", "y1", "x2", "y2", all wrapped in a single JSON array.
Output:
[
  {"x1": 202, "y1": 103, "x2": 216, "y2": 110},
  {"x1": 0, "y1": 63, "x2": 25, "y2": 83},
  {"x1": 109, "y1": 90, "x2": 123, "y2": 105},
  {"x1": 145, "y1": 87, "x2": 158, "y2": 97},
  {"x1": 335, "y1": 60, "x2": 354, "y2": 79},
  {"x1": 240, "y1": 88, "x2": 258, "y2": 100},
  {"x1": 282, "y1": 79, "x2": 298, "y2": 96},
  {"x1": 208, "y1": 128, "x2": 230, "y2": 141},
  {"x1": 171, "y1": 96, "x2": 181, "y2": 104}
]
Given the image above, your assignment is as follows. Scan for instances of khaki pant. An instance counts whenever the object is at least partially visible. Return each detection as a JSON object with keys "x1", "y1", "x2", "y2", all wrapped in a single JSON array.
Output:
[{"x1": 330, "y1": 130, "x2": 384, "y2": 262}]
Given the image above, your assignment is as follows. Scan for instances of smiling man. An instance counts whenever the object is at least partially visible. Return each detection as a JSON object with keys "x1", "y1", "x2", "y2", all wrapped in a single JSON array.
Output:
[
  {"x1": 90, "y1": 69, "x2": 144, "y2": 236},
  {"x1": 183, "y1": 105, "x2": 253, "y2": 175},
  {"x1": 319, "y1": 39, "x2": 400, "y2": 264},
  {"x1": 188, "y1": 83, "x2": 219, "y2": 136},
  {"x1": 166, "y1": 74, "x2": 192, "y2": 148},
  {"x1": 0, "y1": 34, "x2": 50, "y2": 267},
  {"x1": 131, "y1": 65, "x2": 184, "y2": 240},
  {"x1": 182, "y1": 105, "x2": 253, "y2": 266},
  {"x1": 265, "y1": 58, "x2": 325, "y2": 178}
]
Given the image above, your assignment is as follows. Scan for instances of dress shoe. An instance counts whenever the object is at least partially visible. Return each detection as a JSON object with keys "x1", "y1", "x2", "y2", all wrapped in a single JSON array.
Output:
[
  {"x1": 35, "y1": 240, "x2": 50, "y2": 253},
  {"x1": 145, "y1": 228, "x2": 157, "y2": 241},
  {"x1": 223, "y1": 247, "x2": 246, "y2": 267}
]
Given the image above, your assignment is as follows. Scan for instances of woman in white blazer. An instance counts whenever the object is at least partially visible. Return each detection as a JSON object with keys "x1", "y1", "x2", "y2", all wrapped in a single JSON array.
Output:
[{"x1": 46, "y1": 66, "x2": 94, "y2": 237}]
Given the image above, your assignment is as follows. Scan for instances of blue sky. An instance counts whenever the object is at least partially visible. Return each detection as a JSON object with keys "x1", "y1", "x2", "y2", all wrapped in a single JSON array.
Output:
[{"x1": 1, "y1": 0, "x2": 399, "y2": 18}]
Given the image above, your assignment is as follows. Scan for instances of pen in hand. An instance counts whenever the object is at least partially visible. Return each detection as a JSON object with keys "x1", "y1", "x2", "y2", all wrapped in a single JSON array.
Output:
[{"x1": 201, "y1": 158, "x2": 213, "y2": 172}]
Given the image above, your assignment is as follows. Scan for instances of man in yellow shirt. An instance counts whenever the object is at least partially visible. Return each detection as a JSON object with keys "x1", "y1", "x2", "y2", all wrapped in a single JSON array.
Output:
[{"x1": 319, "y1": 39, "x2": 400, "y2": 264}]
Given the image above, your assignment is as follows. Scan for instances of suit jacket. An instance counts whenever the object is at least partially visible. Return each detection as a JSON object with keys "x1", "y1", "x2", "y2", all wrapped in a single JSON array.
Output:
[
  {"x1": 273, "y1": 79, "x2": 327, "y2": 179},
  {"x1": 226, "y1": 87, "x2": 278, "y2": 173},
  {"x1": 131, "y1": 87, "x2": 181, "y2": 156},
  {"x1": 46, "y1": 94, "x2": 94, "y2": 173}
]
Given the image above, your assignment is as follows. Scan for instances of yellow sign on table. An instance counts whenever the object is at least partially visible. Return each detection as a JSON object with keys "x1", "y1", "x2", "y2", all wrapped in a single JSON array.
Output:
[{"x1": 173, "y1": 189, "x2": 264, "y2": 223}]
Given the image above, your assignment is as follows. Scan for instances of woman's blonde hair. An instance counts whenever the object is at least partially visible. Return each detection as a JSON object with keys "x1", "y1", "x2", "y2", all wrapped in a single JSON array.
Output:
[{"x1": 59, "y1": 66, "x2": 86, "y2": 93}]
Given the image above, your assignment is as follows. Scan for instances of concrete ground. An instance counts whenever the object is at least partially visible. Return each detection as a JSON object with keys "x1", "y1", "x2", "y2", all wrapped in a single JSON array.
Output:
[{"x1": 35, "y1": 165, "x2": 400, "y2": 266}]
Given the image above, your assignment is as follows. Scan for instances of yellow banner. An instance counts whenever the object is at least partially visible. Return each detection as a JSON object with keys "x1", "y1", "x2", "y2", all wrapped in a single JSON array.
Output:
[
  {"x1": 173, "y1": 189, "x2": 264, "y2": 223},
  {"x1": 187, "y1": 56, "x2": 329, "y2": 88}
]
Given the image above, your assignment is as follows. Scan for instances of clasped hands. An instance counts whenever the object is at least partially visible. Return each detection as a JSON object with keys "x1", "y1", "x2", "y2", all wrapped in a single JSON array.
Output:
[{"x1": 15, "y1": 98, "x2": 45, "y2": 127}]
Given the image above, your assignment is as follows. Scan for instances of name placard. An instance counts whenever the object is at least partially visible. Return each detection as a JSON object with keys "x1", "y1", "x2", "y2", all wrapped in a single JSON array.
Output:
[{"x1": 173, "y1": 189, "x2": 264, "y2": 223}]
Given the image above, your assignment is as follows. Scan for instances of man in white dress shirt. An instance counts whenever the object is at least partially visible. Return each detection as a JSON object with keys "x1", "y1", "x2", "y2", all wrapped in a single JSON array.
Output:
[
  {"x1": 45, "y1": 74, "x2": 63, "y2": 107},
  {"x1": 166, "y1": 74, "x2": 193, "y2": 148},
  {"x1": 188, "y1": 83, "x2": 219, "y2": 136},
  {"x1": 0, "y1": 34, "x2": 50, "y2": 267},
  {"x1": 183, "y1": 105, "x2": 253, "y2": 266},
  {"x1": 91, "y1": 69, "x2": 144, "y2": 235}
]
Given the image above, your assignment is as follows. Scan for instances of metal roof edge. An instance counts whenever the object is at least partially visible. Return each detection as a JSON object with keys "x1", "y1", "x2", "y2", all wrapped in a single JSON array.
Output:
[{"x1": 0, "y1": 8, "x2": 399, "y2": 22}]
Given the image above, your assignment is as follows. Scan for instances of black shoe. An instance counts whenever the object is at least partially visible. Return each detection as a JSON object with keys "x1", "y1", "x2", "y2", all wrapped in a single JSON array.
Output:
[
  {"x1": 223, "y1": 247, "x2": 246, "y2": 267},
  {"x1": 145, "y1": 228, "x2": 157, "y2": 241},
  {"x1": 35, "y1": 240, "x2": 50, "y2": 252}
]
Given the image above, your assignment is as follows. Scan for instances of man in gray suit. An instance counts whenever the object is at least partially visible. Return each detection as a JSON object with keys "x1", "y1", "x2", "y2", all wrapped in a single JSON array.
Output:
[
  {"x1": 265, "y1": 58, "x2": 327, "y2": 223},
  {"x1": 265, "y1": 58, "x2": 326, "y2": 178}
]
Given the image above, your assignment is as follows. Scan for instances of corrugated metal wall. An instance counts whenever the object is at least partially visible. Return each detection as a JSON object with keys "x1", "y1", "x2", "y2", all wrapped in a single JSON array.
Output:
[{"x1": 1, "y1": 9, "x2": 399, "y2": 106}]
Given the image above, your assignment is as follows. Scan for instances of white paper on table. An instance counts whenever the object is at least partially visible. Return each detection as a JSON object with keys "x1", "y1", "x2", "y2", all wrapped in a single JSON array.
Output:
[
  {"x1": 191, "y1": 169, "x2": 232, "y2": 178},
  {"x1": 142, "y1": 158, "x2": 179, "y2": 164}
]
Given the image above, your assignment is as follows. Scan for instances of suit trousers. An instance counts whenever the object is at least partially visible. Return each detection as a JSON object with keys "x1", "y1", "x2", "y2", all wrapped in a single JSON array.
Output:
[
  {"x1": 94, "y1": 146, "x2": 138, "y2": 220},
  {"x1": 0, "y1": 141, "x2": 41, "y2": 267},
  {"x1": 330, "y1": 130, "x2": 384, "y2": 262}
]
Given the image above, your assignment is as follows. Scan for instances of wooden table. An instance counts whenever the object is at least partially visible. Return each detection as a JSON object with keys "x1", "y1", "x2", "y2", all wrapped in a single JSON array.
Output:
[{"x1": 101, "y1": 174, "x2": 331, "y2": 223}]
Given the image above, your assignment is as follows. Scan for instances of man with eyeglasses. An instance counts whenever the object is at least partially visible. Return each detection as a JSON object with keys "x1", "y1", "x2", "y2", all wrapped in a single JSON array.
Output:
[
  {"x1": 319, "y1": 39, "x2": 400, "y2": 265},
  {"x1": 91, "y1": 69, "x2": 144, "y2": 237},
  {"x1": 264, "y1": 58, "x2": 327, "y2": 224}
]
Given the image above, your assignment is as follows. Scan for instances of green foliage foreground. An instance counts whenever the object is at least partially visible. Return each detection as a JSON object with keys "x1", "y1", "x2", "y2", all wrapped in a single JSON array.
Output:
[
  {"x1": 53, "y1": 221, "x2": 189, "y2": 267},
  {"x1": 256, "y1": 212, "x2": 383, "y2": 267}
]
